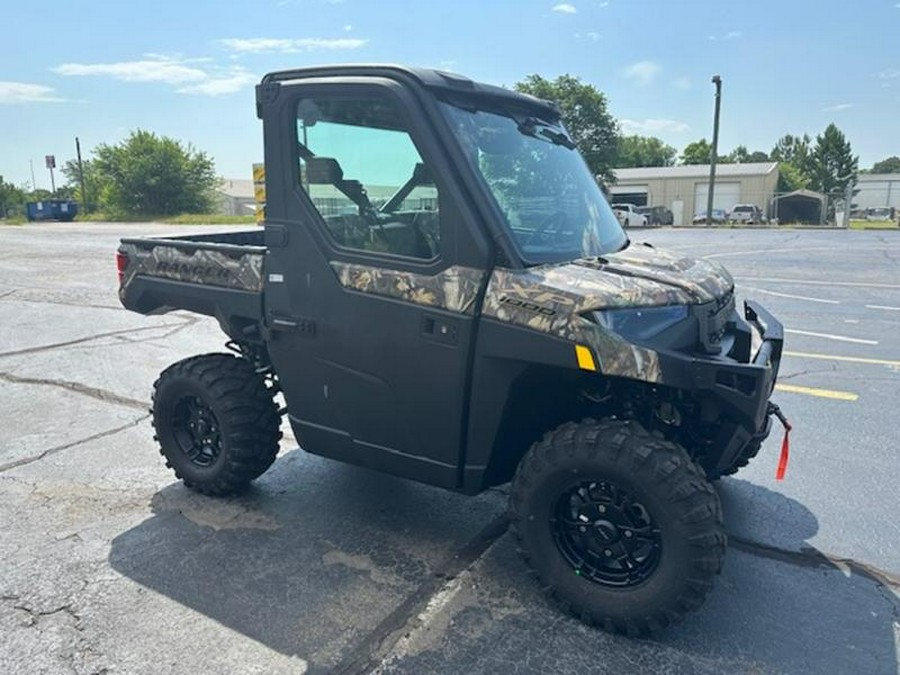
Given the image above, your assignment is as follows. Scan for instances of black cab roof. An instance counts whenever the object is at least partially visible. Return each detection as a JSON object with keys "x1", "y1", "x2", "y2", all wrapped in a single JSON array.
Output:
[{"x1": 259, "y1": 64, "x2": 560, "y2": 121}]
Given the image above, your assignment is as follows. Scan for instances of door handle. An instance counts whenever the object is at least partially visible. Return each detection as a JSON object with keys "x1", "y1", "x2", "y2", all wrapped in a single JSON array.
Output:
[
  {"x1": 270, "y1": 315, "x2": 316, "y2": 337},
  {"x1": 421, "y1": 314, "x2": 457, "y2": 345}
]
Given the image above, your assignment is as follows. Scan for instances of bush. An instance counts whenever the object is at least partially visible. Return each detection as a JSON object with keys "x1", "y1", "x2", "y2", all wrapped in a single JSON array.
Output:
[{"x1": 91, "y1": 130, "x2": 218, "y2": 217}]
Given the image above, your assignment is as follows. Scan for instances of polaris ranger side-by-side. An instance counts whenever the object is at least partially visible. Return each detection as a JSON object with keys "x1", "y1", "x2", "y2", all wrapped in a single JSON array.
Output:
[{"x1": 117, "y1": 65, "x2": 786, "y2": 635}]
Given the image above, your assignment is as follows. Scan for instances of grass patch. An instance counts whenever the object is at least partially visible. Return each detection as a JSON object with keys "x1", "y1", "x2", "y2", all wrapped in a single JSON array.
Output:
[
  {"x1": 162, "y1": 214, "x2": 258, "y2": 225},
  {"x1": 71, "y1": 212, "x2": 258, "y2": 225},
  {"x1": 849, "y1": 219, "x2": 899, "y2": 230},
  {"x1": 0, "y1": 216, "x2": 27, "y2": 225}
]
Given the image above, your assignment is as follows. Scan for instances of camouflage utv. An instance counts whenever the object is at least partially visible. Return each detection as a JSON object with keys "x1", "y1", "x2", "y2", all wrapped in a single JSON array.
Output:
[{"x1": 117, "y1": 65, "x2": 786, "y2": 635}]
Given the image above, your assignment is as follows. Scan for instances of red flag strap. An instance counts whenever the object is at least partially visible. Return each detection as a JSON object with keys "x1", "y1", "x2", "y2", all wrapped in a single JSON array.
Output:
[
  {"x1": 769, "y1": 402, "x2": 792, "y2": 481},
  {"x1": 775, "y1": 428, "x2": 790, "y2": 481}
]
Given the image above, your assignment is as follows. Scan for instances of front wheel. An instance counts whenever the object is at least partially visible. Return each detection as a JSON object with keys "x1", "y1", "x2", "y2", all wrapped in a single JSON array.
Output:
[
  {"x1": 510, "y1": 419, "x2": 725, "y2": 636},
  {"x1": 152, "y1": 353, "x2": 282, "y2": 496}
]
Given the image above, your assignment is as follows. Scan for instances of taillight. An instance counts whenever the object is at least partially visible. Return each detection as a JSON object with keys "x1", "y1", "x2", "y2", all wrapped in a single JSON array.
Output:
[{"x1": 115, "y1": 251, "x2": 129, "y2": 285}]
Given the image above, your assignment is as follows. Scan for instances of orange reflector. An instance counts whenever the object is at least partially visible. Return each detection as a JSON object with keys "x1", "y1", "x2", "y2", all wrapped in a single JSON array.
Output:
[{"x1": 575, "y1": 345, "x2": 596, "y2": 371}]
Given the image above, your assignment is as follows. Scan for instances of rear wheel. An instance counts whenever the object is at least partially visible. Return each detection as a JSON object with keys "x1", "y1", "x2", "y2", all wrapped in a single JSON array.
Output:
[
  {"x1": 510, "y1": 419, "x2": 725, "y2": 636},
  {"x1": 152, "y1": 353, "x2": 282, "y2": 496}
]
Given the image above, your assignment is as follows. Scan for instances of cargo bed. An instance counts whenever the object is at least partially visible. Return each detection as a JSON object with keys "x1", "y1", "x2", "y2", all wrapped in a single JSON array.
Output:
[{"x1": 117, "y1": 229, "x2": 266, "y2": 340}]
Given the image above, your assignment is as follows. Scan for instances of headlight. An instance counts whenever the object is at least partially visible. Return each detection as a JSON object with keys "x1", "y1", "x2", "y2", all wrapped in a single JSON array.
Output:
[{"x1": 588, "y1": 305, "x2": 690, "y2": 341}]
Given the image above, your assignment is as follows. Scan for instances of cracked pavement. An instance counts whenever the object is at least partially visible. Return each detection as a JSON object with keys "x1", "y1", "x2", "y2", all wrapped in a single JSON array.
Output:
[{"x1": 1, "y1": 222, "x2": 898, "y2": 674}]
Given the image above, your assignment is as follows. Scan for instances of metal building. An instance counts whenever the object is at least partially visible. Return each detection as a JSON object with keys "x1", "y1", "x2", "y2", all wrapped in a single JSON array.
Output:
[
  {"x1": 216, "y1": 179, "x2": 256, "y2": 216},
  {"x1": 611, "y1": 162, "x2": 780, "y2": 226},
  {"x1": 854, "y1": 173, "x2": 900, "y2": 210}
]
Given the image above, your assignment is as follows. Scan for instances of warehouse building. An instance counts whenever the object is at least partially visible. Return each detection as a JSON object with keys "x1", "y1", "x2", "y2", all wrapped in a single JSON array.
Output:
[
  {"x1": 854, "y1": 173, "x2": 900, "y2": 211},
  {"x1": 216, "y1": 179, "x2": 256, "y2": 216},
  {"x1": 611, "y1": 162, "x2": 779, "y2": 226}
]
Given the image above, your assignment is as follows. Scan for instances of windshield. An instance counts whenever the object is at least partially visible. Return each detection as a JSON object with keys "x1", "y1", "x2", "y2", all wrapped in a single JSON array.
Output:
[{"x1": 440, "y1": 102, "x2": 627, "y2": 265}]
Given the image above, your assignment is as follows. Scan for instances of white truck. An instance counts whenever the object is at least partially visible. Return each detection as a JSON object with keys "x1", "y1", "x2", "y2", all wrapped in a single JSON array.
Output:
[{"x1": 611, "y1": 203, "x2": 648, "y2": 227}]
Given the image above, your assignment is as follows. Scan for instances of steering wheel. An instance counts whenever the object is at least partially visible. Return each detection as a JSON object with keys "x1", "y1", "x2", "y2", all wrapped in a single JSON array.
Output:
[{"x1": 525, "y1": 211, "x2": 569, "y2": 247}]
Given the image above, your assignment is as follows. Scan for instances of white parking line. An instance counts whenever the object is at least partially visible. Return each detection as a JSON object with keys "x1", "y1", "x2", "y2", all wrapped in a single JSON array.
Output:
[
  {"x1": 736, "y1": 277, "x2": 900, "y2": 289},
  {"x1": 705, "y1": 246, "x2": 854, "y2": 260},
  {"x1": 738, "y1": 285, "x2": 840, "y2": 304},
  {"x1": 866, "y1": 304, "x2": 900, "y2": 311},
  {"x1": 784, "y1": 329, "x2": 878, "y2": 345}
]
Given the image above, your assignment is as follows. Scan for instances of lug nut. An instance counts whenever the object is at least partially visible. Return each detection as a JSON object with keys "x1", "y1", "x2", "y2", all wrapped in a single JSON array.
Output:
[
  {"x1": 598, "y1": 505, "x2": 606, "y2": 513},
  {"x1": 624, "y1": 531, "x2": 633, "y2": 538},
  {"x1": 604, "y1": 549, "x2": 613, "y2": 557}
]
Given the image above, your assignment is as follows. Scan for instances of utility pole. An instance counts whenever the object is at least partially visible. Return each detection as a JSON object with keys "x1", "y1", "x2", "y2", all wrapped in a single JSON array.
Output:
[
  {"x1": 706, "y1": 75, "x2": 722, "y2": 227},
  {"x1": 76, "y1": 137, "x2": 88, "y2": 212},
  {"x1": 29, "y1": 160, "x2": 36, "y2": 191}
]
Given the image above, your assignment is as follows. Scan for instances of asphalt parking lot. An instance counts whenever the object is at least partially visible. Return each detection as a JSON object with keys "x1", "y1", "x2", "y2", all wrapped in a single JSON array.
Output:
[{"x1": 1, "y1": 222, "x2": 898, "y2": 675}]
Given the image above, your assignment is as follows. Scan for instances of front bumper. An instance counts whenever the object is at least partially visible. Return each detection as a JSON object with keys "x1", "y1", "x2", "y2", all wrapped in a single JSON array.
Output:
[{"x1": 656, "y1": 300, "x2": 784, "y2": 473}]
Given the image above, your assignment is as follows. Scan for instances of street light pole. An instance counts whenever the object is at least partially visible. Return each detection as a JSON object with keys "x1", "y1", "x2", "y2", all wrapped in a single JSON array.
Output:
[{"x1": 706, "y1": 75, "x2": 722, "y2": 227}]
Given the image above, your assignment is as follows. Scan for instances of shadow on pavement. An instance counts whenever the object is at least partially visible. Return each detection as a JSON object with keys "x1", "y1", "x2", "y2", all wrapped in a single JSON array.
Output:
[
  {"x1": 378, "y1": 479, "x2": 899, "y2": 674},
  {"x1": 110, "y1": 453, "x2": 898, "y2": 674},
  {"x1": 108, "y1": 449, "x2": 505, "y2": 673}
]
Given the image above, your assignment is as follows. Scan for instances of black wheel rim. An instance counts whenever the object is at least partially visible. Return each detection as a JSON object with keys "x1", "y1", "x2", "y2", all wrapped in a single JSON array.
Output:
[
  {"x1": 551, "y1": 480, "x2": 662, "y2": 587},
  {"x1": 171, "y1": 395, "x2": 222, "y2": 468}
]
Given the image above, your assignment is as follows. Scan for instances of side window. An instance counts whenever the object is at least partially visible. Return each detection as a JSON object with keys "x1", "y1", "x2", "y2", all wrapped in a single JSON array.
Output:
[{"x1": 296, "y1": 95, "x2": 440, "y2": 260}]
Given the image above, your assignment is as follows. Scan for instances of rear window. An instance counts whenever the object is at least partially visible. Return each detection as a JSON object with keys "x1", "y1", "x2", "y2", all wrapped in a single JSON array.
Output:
[{"x1": 733, "y1": 206, "x2": 753, "y2": 212}]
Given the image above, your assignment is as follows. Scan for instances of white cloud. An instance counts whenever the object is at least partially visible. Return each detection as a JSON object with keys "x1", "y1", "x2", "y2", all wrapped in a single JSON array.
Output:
[
  {"x1": 343, "y1": 24, "x2": 353, "y2": 32},
  {"x1": 876, "y1": 68, "x2": 900, "y2": 80},
  {"x1": 621, "y1": 60, "x2": 660, "y2": 86},
  {"x1": 708, "y1": 30, "x2": 742, "y2": 41},
  {"x1": 586, "y1": 31, "x2": 601, "y2": 40},
  {"x1": 54, "y1": 55, "x2": 255, "y2": 96},
  {"x1": 218, "y1": 37, "x2": 367, "y2": 53},
  {"x1": 821, "y1": 103, "x2": 854, "y2": 112},
  {"x1": 621, "y1": 118, "x2": 690, "y2": 134},
  {"x1": 178, "y1": 70, "x2": 256, "y2": 96},
  {"x1": 552, "y1": 3, "x2": 577, "y2": 13},
  {"x1": 0, "y1": 81, "x2": 64, "y2": 103},
  {"x1": 54, "y1": 57, "x2": 208, "y2": 84},
  {"x1": 672, "y1": 76, "x2": 691, "y2": 90},
  {"x1": 599, "y1": 1, "x2": 609, "y2": 6}
]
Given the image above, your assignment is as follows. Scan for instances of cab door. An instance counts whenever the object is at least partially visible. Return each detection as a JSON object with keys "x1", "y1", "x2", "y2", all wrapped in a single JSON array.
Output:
[{"x1": 261, "y1": 78, "x2": 490, "y2": 489}]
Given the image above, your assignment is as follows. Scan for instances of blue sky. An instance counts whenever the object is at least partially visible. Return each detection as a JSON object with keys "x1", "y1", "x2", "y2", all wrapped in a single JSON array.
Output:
[{"x1": 2, "y1": 0, "x2": 899, "y2": 189}]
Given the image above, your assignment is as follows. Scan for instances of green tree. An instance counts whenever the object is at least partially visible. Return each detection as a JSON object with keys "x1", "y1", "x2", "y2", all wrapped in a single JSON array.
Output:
[
  {"x1": 776, "y1": 163, "x2": 810, "y2": 192},
  {"x1": 614, "y1": 135, "x2": 677, "y2": 168},
  {"x1": 514, "y1": 74, "x2": 619, "y2": 183},
  {"x1": 90, "y1": 130, "x2": 218, "y2": 216},
  {"x1": 871, "y1": 156, "x2": 900, "y2": 174},
  {"x1": 770, "y1": 134, "x2": 814, "y2": 192},
  {"x1": 770, "y1": 134, "x2": 812, "y2": 171},
  {"x1": 680, "y1": 139, "x2": 712, "y2": 165},
  {"x1": 809, "y1": 123, "x2": 858, "y2": 196},
  {"x1": 725, "y1": 145, "x2": 749, "y2": 163},
  {"x1": 61, "y1": 158, "x2": 105, "y2": 211},
  {"x1": 0, "y1": 176, "x2": 26, "y2": 217}
]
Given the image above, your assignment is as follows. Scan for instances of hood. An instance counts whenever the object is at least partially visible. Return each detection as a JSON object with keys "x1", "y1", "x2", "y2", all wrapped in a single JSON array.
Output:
[
  {"x1": 573, "y1": 243, "x2": 734, "y2": 306},
  {"x1": 482, "y1": 244, "x2": 733, "y2": 338}
]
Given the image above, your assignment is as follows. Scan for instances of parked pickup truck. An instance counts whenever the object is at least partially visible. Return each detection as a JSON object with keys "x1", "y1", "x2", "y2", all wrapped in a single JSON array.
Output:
[
  {"x1": 611, "y1": 202, "x2": 648, "y2": 227},
  {"x1": 729, "y1": 203, "x2": 765, "y2": 225},
  {"x1": 118, "y1": 64, "x2": 787, "y2": 637}
]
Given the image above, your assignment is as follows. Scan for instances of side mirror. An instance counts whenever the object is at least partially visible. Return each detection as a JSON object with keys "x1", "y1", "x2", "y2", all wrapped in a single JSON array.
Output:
[{"x1": 305, "y1": 157, "x2": 343, "y2": 185}]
